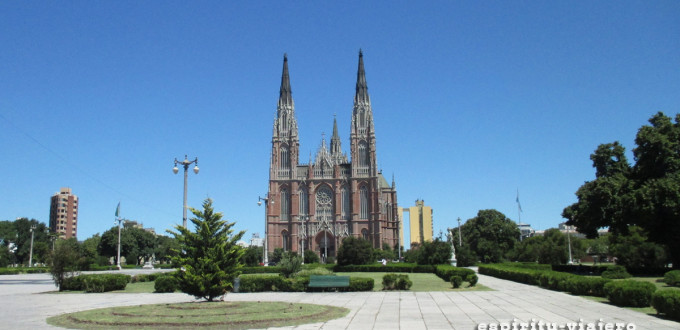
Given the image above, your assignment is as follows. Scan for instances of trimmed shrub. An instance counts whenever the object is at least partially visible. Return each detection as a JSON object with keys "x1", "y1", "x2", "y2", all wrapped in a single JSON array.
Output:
[
  {"x1": 663, "y1": 270, "x2": 680, "y2": 287},
  {"x1": 451, "y1": 275, "x2": 463, "y2": 288},
  {"x1": 154, "y1": 276, "x2": 179, "y2": 293},
  {"x1": 651, "y1": 290, "x2": 680, "y2": 320},
  {"x1": 382, "y1": 273, "x2": 398, "y2": 290},
  {"x1": 396, "y1": 276, "x2": 412, "y2": 290},
  {"x1": 466, "y1": 274, "x2": 478, "y2": 287},
  {"x1": 382, "y1": 274, "x2": 412, "y2": 290},
  {"x1": 349, "y1": 277, "x2": 374, "y2": 291},
  {"x1": 601, "y1": 265, "x2": 631, "y2": 279},
  {"x1": 604, "y1": 280, "x2": 656, "y2": 307}
]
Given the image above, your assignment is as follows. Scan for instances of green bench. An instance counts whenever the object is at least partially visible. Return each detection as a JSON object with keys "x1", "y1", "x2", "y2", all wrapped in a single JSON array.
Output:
[{"x1": 308, "y1": 275, "x2": 350, "y2": 291}]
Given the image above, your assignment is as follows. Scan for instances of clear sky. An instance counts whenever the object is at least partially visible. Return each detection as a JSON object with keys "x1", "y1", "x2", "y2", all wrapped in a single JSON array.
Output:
[{"x1": 1, "y1": 2, "x2": 678, "y2": 247}]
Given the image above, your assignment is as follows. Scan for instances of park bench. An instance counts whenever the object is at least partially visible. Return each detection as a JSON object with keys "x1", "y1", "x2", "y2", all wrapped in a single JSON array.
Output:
[{"x1": 308, "y1": 275, "x2": 350, "y2": 291}]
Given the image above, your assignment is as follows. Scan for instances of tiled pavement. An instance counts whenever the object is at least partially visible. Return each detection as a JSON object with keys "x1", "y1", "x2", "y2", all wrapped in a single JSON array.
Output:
[{"x1": 1, "y1": 270, "x2": 678, "y2": 329}]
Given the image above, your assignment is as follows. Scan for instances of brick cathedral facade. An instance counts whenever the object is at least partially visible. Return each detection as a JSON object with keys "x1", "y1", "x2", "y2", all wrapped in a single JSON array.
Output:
[{"x1": 265, "y1": 51, "x2": 399, "y2": 260}]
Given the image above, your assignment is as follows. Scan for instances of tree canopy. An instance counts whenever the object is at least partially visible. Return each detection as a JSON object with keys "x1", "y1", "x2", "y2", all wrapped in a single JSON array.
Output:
[
  {"x1": 336, "y1": 236, "x2": 373, "y2": 266},
  {"x1": 98, "y1": 226, "x2": 156, "y2": 265},
  {"x1": 457, "y1": 209, "x2": 520, "y2": 264},
  {"x1": 563, "y1": 112, "x2": 680, "y2": 267}
]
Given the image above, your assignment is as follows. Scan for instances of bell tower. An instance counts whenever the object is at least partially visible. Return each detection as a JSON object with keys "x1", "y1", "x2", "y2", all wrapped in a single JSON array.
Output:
[
  {"x1": 270, "y1": 54, "x2": 300, "y2": 179},
  {"x1": 350, "y1": 50, "x2": 377, "y2": 177}
]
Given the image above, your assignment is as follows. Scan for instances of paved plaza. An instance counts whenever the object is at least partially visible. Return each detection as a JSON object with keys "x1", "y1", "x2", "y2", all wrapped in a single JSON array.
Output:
[{"x1": 0, "y1": 270, "x2": 677, "y2": 329}]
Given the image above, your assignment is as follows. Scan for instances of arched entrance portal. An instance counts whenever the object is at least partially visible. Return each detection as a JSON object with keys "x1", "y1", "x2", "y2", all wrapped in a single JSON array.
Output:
[{"x1": 314, "y1": 230, "x2": 335, "y2": 262}]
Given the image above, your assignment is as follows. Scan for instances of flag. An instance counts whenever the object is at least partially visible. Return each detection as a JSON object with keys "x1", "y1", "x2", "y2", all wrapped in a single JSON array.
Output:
[
  {"x1": 115, "y1": 202, "x2": 120, "y2": 217},
  {"x1": 516, "y1": 190, "x2": 523, "y2": 213}
]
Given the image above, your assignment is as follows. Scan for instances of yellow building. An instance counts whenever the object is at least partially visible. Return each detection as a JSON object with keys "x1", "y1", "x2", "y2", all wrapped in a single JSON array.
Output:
[{"x1": 408, "y1": 200, "x2": 433, "y2": 245}]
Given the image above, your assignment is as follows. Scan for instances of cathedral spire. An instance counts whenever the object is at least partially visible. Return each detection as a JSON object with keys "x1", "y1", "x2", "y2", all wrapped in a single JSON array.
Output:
[
  {"x1": 279, "y1": 53, "x2": 293, "y2": 107},
  {"x1": 330, "y1": 115, "x2": 347, "y2": 164},
  {"x1": 354, "y1": 49, "x2": 370, "y2": 105}
]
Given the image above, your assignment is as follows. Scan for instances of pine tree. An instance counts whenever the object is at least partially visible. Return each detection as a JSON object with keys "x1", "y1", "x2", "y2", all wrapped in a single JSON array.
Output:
[{"x1": 168, "y1": 198, "x2": 245, "y2": 301}]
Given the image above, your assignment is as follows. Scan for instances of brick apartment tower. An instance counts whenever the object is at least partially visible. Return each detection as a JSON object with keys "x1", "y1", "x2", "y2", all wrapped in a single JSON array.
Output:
[
  {"x1": 266, "y1": 51, "x2": 399, "y2": 260},
  {"x1": 49, "y1": 187, "x2": 79, "y2": 239}
]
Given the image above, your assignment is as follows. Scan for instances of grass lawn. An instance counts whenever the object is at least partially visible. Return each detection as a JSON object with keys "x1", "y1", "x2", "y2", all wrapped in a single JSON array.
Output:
[
  {"x1": 335, "y1": 272, "x2": 492, "y2": 292},
  {"x1": 47, "y1": 301, "x2": 349, "y2": 329}
]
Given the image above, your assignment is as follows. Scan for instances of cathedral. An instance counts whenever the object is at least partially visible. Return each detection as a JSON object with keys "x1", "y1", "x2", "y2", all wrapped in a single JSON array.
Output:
[{"x1": 265, "y1": 51, "x2": 399, "y2": 261}]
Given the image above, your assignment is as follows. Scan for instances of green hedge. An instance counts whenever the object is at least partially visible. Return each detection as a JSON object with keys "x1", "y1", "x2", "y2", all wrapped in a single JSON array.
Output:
[
  {"x1": 237, "y1": 274, "x2": 372, "y2": 292},
  {"x1": 651, "y1": 290, "x2": 680, "y2": 320},
  {"x1": 0, "y1": 267, "x2": 49, "y2": 275},
  {"x1": 154, "y1": 276, "x2": 179, "y2": 293},
  {"x1": 241, "y1": 266, "x2": 282, "y2": 274},
  {"x1": 434, "y1": 265, "x2": 475, "y2": 282},
  {"x1": 479, "y1": 264, "x2": 611, "y2": 297},
  {"x1": 663, "y1": 270, "x2": 680, "y2": 287},
  {"x1": 333, "y1": 263, "x2": 435, "y2": 273},
  {"x1": 552, "y1": 264, "x2": 670, "y2": 277},
  {"x1": 61, "y1": 274, "x2": 131, "y2": 292},
  {"x1": 131, "y1": 272, "x2": 168, "y2": 283},
  {"x1": 604, "y1": 280, "x2": 656, "y2": 307}
]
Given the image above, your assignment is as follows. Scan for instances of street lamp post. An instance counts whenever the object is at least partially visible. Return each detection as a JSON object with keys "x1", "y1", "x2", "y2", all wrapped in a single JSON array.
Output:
[
  {"x1": 173, "y1": 155, "x2": 199, "y2": 229},
  {"x1": 299, "y1": 215, "x2": 308, "y2": 265},
  {"x1": 28, "y1": 225, "x2": 36, "y2": 267},
  {"x1": 396, "y1": 214, "x2": 401, "y2": 261},
  {"x1": 258, "y1": 195, "x2": 273, "y2": 264},
  {"x1": 114, "y1": 217, "x2": 124, "y2": 270},
  {"x1": 567, "y1": 224, "x2": 573, "y2": 265},
  {"x1": 457, "y1": 217, "x2": 462, "y2": 246}
]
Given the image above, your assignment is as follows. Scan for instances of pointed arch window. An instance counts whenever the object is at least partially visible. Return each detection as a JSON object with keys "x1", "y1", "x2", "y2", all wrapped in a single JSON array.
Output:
[
  {"x1": 361, "y1": 228, "x2": 369, "y2": 240},
  {"x1": 282, "y1": 230, "x2": 289, "y2": 251},
  {"x1": 280, "y1": 146, "x2": 290, "y2": 170},
  {"x1": 360, "y1": 186, "x2": 369, "y2": 219},
  {"x1": 358, "y1": 141, "x2": 369, "y2": 168},
  {"x1": 280, "y1": 188, "x2": 290, "y2": 221},
  {"x1": 341, "y1": 186, "x2": 350, "y2": 220},
  {"x1": 299, "y1": 187, "x2": 308, "y2": 216}
]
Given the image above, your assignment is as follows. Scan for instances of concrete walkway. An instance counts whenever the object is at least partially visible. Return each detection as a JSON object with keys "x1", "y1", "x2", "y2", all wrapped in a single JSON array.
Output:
[{"x1": 0, "y1": 270, "x2": 677, "y2": 329}]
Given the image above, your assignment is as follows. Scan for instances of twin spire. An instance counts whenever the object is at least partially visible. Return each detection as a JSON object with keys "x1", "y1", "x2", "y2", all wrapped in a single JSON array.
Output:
[{"x1": 277, "y1": 51, "x2": 368, "y2": 165}]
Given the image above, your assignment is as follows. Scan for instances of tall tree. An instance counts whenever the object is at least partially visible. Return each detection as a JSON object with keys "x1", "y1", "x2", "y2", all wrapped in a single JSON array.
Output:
[
  {"x1": 563, "y1": 112, "x2": 680, "y2": 267},
  {"x1": 336, "y1": 236, "x2": 373, "y2": 266},
  {"x1": 459, "y1": 209, "x2": 520, "y2": 263},
  {"x1": 98, "y1": 226, "x2": 156, "y2": 265},
  {"x1": 168, "y1": 198, "x2": 245, "y2": 302}
]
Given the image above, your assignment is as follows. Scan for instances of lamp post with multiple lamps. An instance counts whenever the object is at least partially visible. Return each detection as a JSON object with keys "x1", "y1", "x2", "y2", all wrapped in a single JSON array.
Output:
[
  {"x1": 258, "y1": 195, "x2": 273, "y2": 265},
  {"x1": 173, "y1": 155, "x2": 199, "y2": 229},
  {"x1": 28, "y1": 225, "x2": 36, "y2": 267}
]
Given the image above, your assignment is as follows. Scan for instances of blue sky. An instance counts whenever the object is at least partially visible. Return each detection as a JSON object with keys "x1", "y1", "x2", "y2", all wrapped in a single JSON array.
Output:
[{"x1": 1, "y1": 2, "x2": 678, "y2": 247}]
